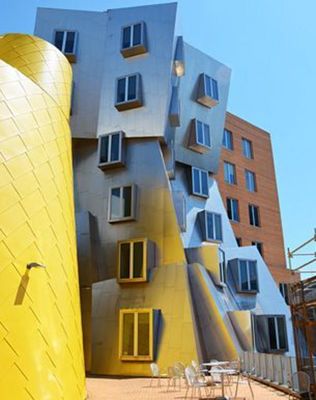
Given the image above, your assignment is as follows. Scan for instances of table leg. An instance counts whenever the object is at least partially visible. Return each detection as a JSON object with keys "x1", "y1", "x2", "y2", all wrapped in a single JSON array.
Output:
[{"x1": 221, "y1": 374, "x2": 224, "y2": 397}]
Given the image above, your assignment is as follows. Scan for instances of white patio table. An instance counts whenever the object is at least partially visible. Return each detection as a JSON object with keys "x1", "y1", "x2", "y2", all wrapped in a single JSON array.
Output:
[{"x1": 206, "y1": 368, "x2": 237, "y2": 399}]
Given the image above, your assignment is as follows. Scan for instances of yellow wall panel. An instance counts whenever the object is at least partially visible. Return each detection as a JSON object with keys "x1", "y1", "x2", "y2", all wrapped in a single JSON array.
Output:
[{"x1": 0, "y1": 34, "x2": 86, "y2": 399}]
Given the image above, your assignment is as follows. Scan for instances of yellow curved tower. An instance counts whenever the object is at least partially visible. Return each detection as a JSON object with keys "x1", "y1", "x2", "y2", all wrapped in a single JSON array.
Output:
[{"x1": 0, "y1": 34, "x2": 86, "y2": 399}]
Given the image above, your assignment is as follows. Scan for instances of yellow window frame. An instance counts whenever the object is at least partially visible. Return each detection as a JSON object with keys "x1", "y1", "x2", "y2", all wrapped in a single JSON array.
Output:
[
  {"x1": 119, "y1": 308, "x2": 153, "y2": 361},
  {"x1": 117, "y1": 238, "x2": 148, "y2": 283}
]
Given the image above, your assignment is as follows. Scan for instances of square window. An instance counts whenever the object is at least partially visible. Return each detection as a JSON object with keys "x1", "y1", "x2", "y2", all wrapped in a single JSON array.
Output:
[
  {"x1": 121, "y1": 22, "x2": 148, "y2": 58},
  {"x1": 108, "y1": 185, "x2": 137, "y2": 223},
  {"x1": 223, "y1": 129, "x2": 233, "y2": 150},
  {"x1": 196, "y1": 73, "x2": 219, "y2": 108},
  {"x1": 118, "y1": 238, "x2": 149, "y2": 283},
  {"x1": 98, "y1": 131, "x2": 125, "y2": 169},
  {"x1": 188, "y1": 119, "x2": 212, "y2": 153},
  {"x1": 115, "y1": 74, "x2": 143, "y2": 111},
  {"x1": 245, "y1": 170, "x2": 256, "y2": 192},
  {"x1": 242, "y1": 138, "x2": 253, "y2": 159},
  {"x1": 226, "y1": 198, "x2": 239, "y2": 222},
  {"x1": 224, "y1": 161, "x2": 236, "y2": 185},
  {"x1": 237, "y1": 259, "x2": 258, "y2": 293},
  {"x1": 54, "y1": 30, "x2": 78, "y2": 62},
  {"x1": 191, "y1": 167, "x2": 209, "y2": 197},
  {"x1": 119, "y1": 309, "x2": 154, "y2": 360},
  {"x1": 199, "y1": 211, "x2": 223, "y2": 242},
  {"x1": 249, "y1": 204, "x2": 260, "y2": 227}
]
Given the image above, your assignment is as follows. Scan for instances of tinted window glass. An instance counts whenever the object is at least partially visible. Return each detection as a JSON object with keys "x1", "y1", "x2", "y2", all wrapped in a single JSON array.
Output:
[
  {"x1": 117, "y1": 78, "x2": 126, "y2": 103},
  {"x1": 138, "y1": 312, "x2": 150, "y2": 356},
  {"x1": 128, "y1": 75, "x2": 137, "y2": 100},
  {"x1": 212, "y1": 78, "x2": 219, "y2": 100},
  {"x1": 249, "y1": 261, "x2": 258, "y2": 291},
  {"x1": 204, "y1": 124, "x2": 211, "y2": 147},
  {"x1": 122, "y1": 186, "x2": 132, "y2": 218},
  {"x1": 196, "y1": 121, "x2": 204, "y2": 144},
  {"x1": 277, "y1": 317, "x2": 286, "y2": 349},
  {"x1": 120, "y1": 243, "x2": 130, "y2": 279},
  {"x1": 133, "y1": 23, "x2": 142, "y2": 46},
  {"x1": 123, "y1": 313, "x2": 134, "y2": 356},
  {"x1": 110, "y1": 133, "x2": 120, "y2": 162},
  {"x1": 110, "y1": 188, "x2": 121, "y2": 220},
  {"x1": 206, "y1": 212, "x2": 214, "y2": 240},
  {"x1": 201, "y1": 171, "x2": 208, "y2": 196},
  {"x1": 133, "y1": 241, "x2": 143, "y2": 278},
  {"x1": 205, "y1": 75, "x2": 212, "y2": 97},
  {"x1": 54, "y1": 31, "x2": 64, "y2": 50},
  {"x1": 240, "y1": 260, "x2": 248, "y2": 291},
  {"x1": 268, "y1": 317, "x2": 277, "y2": 350},
  {"x1": 122, "y1": 26, "x2": 131, "y2": 49},
  {"x1": 99, "y1": 135, "x2": 109, "y2": 163},
  {"x1": 65, "y1": 31, "x2": 75, "y2": 53},
  {"x1": 193, "y1": 168, "x2": 200, "y2": 194},
  {"x1": 214, "y1": 214, "x2": 222, "y2": 240}
]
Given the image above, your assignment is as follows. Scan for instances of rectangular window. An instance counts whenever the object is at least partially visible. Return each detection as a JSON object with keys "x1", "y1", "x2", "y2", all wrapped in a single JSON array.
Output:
[
  {"x1": 199, "y1": 211, "x2": 222, "y2": 242},
  {"x1": 236, "y1": 237, "x2": 242, "y2": 247},
  {"x1": 108, "y1": 185, "x2": 136, "y2": 223},
  {"x1": 119, "y1": 309, "x2": 153, "y2": 360},
  {"x1": 189, "y1": 119, "x2": 211, "y2": 153},
  {"x1": 54, "y1": 30, "x2": 78, "y2": 61},
  {"x1": 118, "y1": 239, "x2": 147, "y2": 283},
  {"x1": 222, "y1": 129, "x2": 233, "y2": 150},
  {"x1": 252, "y1": 241, "x2": 263, "y2": 257},
  {"x1": 115, "y1": 74, "x2": 142, "y2": 111},
  {"x1": 98, "y1": 131, "x2": 124, "y2": 169},
  {"x1": 224, "y1": 161, "x2": 236, "y2": 185},
  {"x1": 242, "y1": 138, "x2": 253, "y2": 159},
  {"x1": 192, "y1": 167, "x2": 209, "y2": 197},
  {"x1": 249, "y1": 204, "x2": 260, "y2": 227},
  {"x1": 196, "y1": 73, "x2": 219, "y2": 108},
  {"x1": 121, "y1": 22, "x2": 147, "y2": 58},
  {"x1": 237, "y1": 259, "x2": 258, "y2": 292},
  {"x1": 245, "y1": 170, "x2": 256, "y2": 192},
  {"x1": 226, "y1": 198, "x2": 239, "y2": 222},
  {"x1": 279, "y1": 283, "x2": 289, "y2": 305},
  {"x1": 219, "y1": 250, "x2": 227, "y2": 284},
  {"x1": 267, "y1": 316, "x2": 288, "y2": 351}
]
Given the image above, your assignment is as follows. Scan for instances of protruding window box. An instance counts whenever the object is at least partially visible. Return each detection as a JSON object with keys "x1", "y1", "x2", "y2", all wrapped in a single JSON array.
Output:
[
  {"x1": 254, "y1": 315, "x2": 288, "y2": 353},
  {"x1": 117, "y1": 238, "x2": 155, "y2": 284},
  {"x1": 115, "y1": 74, "x2": 143, "y2": 111},
  {"x1": 120, "y1": 22, "x2": 148, "y2": 58},
  {"x1": 98, "y1": 131, "x2": 125, "y2": 170},
  {"x1": 169, "y1": 86, "x2": 180, "y2": 127},
  {"x1": 229, "y1": 258, "x2": 259, "y2": 294},
  {"x1": 108, "y1": 185, "x2": 137, "y2": 223},
  {"x1": 196, "y1": 73, "x2": 219, "y2": 108},
  {"x1": 54, "y1": 30, "x2": 78, "y2": 63},
  {"x1": 191, "y1": 167, "x2": 209, "y2": 198},
  {"x1": 198, "y1": 210, "x2": 223, "y2": 242},
  {"x1": 188, "y1": 119, "x2": 212, "y2": 153}
]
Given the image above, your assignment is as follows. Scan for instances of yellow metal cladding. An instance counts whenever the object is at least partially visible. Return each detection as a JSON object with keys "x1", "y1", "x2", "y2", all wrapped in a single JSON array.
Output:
[{"x1": 0, "y1": 34, "x2": 86, "y2": 399}]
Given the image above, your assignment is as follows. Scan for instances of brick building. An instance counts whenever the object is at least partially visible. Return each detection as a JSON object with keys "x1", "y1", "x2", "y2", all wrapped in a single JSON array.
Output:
[{"x1": 217, "y1": 112, "x2": 296, "y2": 284}]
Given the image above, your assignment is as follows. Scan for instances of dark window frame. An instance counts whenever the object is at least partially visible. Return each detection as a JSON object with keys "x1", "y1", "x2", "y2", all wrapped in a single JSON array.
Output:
[
  {"x1": 223, "y1": 128, "x2": 234, "y2": 150},
  {"x1": 248, "y1": 204, "x2": 260, "y2": 227},
  {"x1": 224, "y1": 161, "x2": 237, "y2": 185},
  {"x1": 226, "y1": 197, "x2": 240, "y2": 222},
  {"x1": 242, "y1": 137, "x2": 254, "y2": 159},
  {"x1": 237, "y1": 259, "x2": 259, "y2": 293}
]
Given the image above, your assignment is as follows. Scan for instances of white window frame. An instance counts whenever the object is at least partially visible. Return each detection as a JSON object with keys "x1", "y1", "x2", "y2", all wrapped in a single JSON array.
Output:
[
  {"x1": 121, "y1": 22, "x2": 145, "y2": 50},
  {"x1": 98, "y1": 132, "x2": 123, "y2": 168},
  {"x1": 237, "y1": 259, "x2": 258, "y2": 293},
  {"x1": 108, "y1": 184, "x2": 137, "y2": 223},
  {"x1": 223, "y1": 129, "x2": 233, "y2": 150},
  {"x1": 224, "y1": 161, "x2": 236, "y2": 185},
  {"x1": 249, "y1": 204, "x2": 260, "y2": 227},
  {"x1": 245, "y1": 170, "x2": 256, "y2": 192},
  {"x1": 195, "y1": 120, "x2": 211, "y2": 149},
  {"x1": 242, "y1": 138, "x2": 253, "y2": 159},
  {"x1": 116, "y1": 73, "x2": 141, "y2": 105},
  {"x1": 117, "y1": 238, "x2": 147, "y2": 283},
  {"x1": 191, "y1": 167, "x2": 209, "y2": 198},
  {"x1": 203, "y1": 74, "x2": 219, "y2": 101},
  {"x1": 205, "y1": 211, "x2": 223, "y2": 242},
  {"x1": 227, "y1": 197, "x2": 239, "y2": 222},
  {"x1": 54, "y1": 30, "x2": 78, "y2": 55},
  {"x1": 267, "y1": 315, "x2": 287, "y2": 351}
]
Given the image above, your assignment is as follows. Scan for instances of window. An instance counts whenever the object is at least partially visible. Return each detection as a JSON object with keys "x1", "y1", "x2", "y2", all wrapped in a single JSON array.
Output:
[
  {"x1": 252, "y1": 241, "x2": 263, "y2": 257},
  {"x1": 237, "y1": 259, "x2": 258, "y2": 293},
  {"x1": 189, "y1": 119, "x2": 211, "y2": 153},
  {"x1": 279, "y1": 283, "x2": 289, "y2": 305},
  {"x1": 118, "y1": 239, "x2": 148, "y2": 283},
  {"x1": 242, "y1": 138, "x2": 253, "y2": 159},
  {"x1": 236, "y1": 237, "x2": 242, "y2": 247},
  {"x1": 108, "y1": 185, "x2": 137, "y2": 223},
  {"x1": 196, "y1": 73, "x2": 219, "y2": 108},
  {"x1": 224, "y1": 161, "x2": 236, "y2": 185},
  {"x1": 54, "y1": 31, "x2": 77, "y2": 62},
  {"x1": 119, "y1": 309, "x2": 154, "y2": 360},
  {"x1": 226, "y1": 198, "x2": 239, "y2": 222},
  {"x1": 249, "y1": 204, "x2": 260, "y2": 227},
  {"x1": 245, "y1": 170, "x2": 256, "y2": 192},
  {"x1": 115, "y1": 74, "x2": 142, "y2": 111},
  {"x1": 98, "y1": 131, "x2": 124, "y2": 169},
  {"x1": 121, "y1": 22, "x2": 147, "y2": 58},
  {"x1": 267, "y1": 316, "x2": 288, "y2": 351},
  {"x1": 199, "y1": 211, "x2": 223, "y2": 242},
  {"x1": 222, "y1": 129, "x2": 233, "y2": 150},
  {"x1": 219, "y1": 249, "x2": 227, "y2": 284},
  {"x1": 191, "y1": 167, "x2": 209, "y2": 197}
]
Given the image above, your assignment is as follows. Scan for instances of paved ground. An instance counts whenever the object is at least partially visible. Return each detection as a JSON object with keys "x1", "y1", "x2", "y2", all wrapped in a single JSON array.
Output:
[{"x1": 86, "y1": 377, "x2": 288, "y2": 399}]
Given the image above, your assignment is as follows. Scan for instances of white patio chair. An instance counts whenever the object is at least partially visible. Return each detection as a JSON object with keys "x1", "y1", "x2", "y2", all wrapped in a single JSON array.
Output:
[
  {"x1": 289, "y1": 371, "x2": 312, "y2": 400},
  {"x1": 184, "y1": 366, "x2": 213, "y2": 399},
  {"x1": 174, "y1": 362, "x2": 186, "y2": 389},
  {"x1": 149, "y1": 363, "x2": 167, "y2": 387},
  {"x1": 191, "y1": 360, "x2": 209, "y2": 376}
]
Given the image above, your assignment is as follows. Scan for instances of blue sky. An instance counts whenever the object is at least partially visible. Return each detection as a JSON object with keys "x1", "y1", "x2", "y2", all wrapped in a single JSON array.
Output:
[{"x1": 2, "y1": 0, "x2": 315, "y2": 274}]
